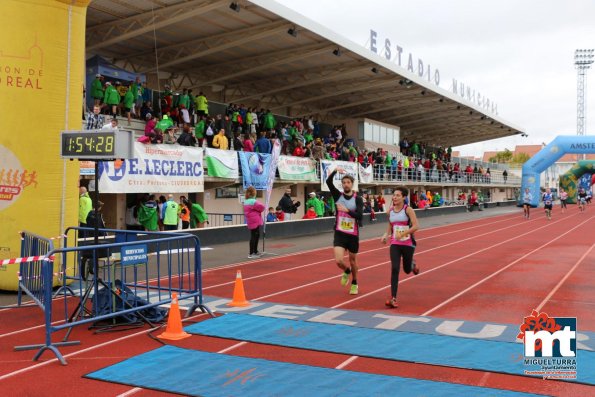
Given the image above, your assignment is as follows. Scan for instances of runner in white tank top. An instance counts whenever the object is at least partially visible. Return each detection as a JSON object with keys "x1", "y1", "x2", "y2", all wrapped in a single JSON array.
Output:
[{"x1": 381, "y1": 187, "x2": 420, "y2": 308}]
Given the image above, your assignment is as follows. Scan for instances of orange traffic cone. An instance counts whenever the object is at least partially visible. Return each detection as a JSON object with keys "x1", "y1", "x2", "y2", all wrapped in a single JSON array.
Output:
[
  {"x1": 227, "y1": 270, "x2": 250, "y2": 307},
  {"x1": 157, "y1": 293, "x2": 191, "y2": 340}
]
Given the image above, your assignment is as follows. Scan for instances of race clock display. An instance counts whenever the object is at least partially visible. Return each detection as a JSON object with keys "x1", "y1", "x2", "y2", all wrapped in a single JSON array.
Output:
[{"x1": 60, "y1": 130, "x2": 134, "y2": 159}]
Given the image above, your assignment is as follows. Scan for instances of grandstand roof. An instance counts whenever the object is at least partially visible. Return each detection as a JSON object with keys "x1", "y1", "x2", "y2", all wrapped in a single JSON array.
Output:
[{"x1": 86, "y1": 0, "x2": 525, "y2": 147}]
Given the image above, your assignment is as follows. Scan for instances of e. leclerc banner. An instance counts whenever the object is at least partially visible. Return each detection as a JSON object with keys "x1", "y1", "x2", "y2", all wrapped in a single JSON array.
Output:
[
  {"x1": 205, "y1": 147, "x2": 239, "y2": 179},
  {"x1": 99, "y1": 143, "x2": 204, "y2": 193},
  {"x1": 239, "y1": 151, "x2": 272, "y2": 190},
  {"x1": 277, "y1": 155, "x2": 317, "y2": 181},
  {"x1": 320, "y1": 160, "x2": 359, "y2": 192}
]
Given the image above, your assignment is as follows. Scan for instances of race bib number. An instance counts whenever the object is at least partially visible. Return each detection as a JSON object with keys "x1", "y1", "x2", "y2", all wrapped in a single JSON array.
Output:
[
  {"x1": 337, "y1": 216, "x2": 355, "y2": 234},
  {"x1": 393, "y1": 225, "x2": 410, "y2": 241}
]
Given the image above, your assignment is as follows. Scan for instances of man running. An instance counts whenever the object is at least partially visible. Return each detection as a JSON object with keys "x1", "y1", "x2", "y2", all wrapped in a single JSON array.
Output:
[
  {"x1": 382, "y1": 187, "x2": 420, "y2": 308},
  {"x1": 578, "y1": 188, "x2": 587, "y2": 212},
  {"x1": 522, "y1": 188, "x2": 532, "y2": 219},
  {"x1": 326, "y1": 166, "x2": 363, "y2": 295},
  {"x1": 559, "y1": 188, "x2": 568, "y2": 213},
  {"x1": 542, "y1": 188, "x2": 553, "y2": 220}
]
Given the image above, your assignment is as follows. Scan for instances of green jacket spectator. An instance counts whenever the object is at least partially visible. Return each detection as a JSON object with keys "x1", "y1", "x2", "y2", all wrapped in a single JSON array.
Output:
[
  {"x1": 179, "y1": 91, "x2": 190, "y2": 109},
  {"x1": 194, "y1": 119, "x2": 205, "y2": 139},
  {"x1": 190, "y1": 203, "x2": 208, "y2": 228},
  {"x1": 306, "y1": 194, "x2": 325, "y2": 217},
  {"x1": 91, "y1": 76, "x2": 103, "y2": 99},
  {"x1": 155, "y1": 115, "x2": 174, "y2": 131},
  {"x1": 103, "y1": 84, "x2": 120, "y2": 106},
  {"x1": 123, "y1": 88, "x2": 134, "y2": 109},
  {"x1": 137, "y1": 204, "x2": 158, "y2": 231},
  {"x1": 263, "y1": 111, "x2": 276, "y2": 130},
  {"x1": 131, "y1": 81, "x2": 144, "y2": 101}
]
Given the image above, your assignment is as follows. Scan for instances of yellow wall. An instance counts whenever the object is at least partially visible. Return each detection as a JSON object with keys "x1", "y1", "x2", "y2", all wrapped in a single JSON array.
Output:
[{"x1": 0, "y1": 0, "x2": 90, "y2": 290}]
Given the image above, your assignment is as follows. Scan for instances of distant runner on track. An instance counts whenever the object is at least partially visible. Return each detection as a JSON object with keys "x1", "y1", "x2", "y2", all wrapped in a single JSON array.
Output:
[
  {"x1": 522, "y1": 188, "x2": 532, "y2": 219},
  {"x1": 559, "y1": 188, "x2": 568, "y2": 213},
  {"x1": 326, "y1": 166, "x2": 363, "y2": 295},
  {"x1": 381, "y1": 187, "x2": 420, "y2": 308},
  {"x1": 542, "y1": 188, "x2": 553, "y2": 220}
]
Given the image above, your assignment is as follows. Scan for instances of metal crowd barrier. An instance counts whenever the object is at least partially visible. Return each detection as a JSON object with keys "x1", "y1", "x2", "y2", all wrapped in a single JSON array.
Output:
[
  {"x1": 16, "y1": 232, "x2": 55, "y2": 308},
  {"x1": 205, "y1": 213, "x2": 245, "y2": 227},
  {"x1": 15, "y1": 227, "x2": 212, "y2": 365}
]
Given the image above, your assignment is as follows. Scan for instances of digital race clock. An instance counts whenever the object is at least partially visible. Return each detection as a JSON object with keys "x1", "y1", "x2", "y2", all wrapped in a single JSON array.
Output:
[{"x1": 60, "y1": 130, "x2": 134, "y2": 159}]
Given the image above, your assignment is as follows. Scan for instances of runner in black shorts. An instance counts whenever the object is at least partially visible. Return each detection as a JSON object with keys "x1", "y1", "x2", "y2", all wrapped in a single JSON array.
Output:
[
  {"x1": 326, "y1": 166, "x2": 364, "y2": 295},
  {"x1": 542, "y1": 188, "x2": 553, "y2": 220}
]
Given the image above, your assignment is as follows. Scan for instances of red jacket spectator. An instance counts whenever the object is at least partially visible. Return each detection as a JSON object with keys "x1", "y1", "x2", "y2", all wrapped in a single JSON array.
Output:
[
  {"x1": 243, "y1": 138, "x2": 254, "y2": 152},
  {"x1": 293, "y1": 146, "x2": 305, "y2": 157}
]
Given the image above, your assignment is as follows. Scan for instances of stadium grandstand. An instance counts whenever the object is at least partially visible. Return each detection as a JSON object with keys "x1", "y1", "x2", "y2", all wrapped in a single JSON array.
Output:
[{"x1": 83, "y1": 0, "x2": 525, "y2": 228}]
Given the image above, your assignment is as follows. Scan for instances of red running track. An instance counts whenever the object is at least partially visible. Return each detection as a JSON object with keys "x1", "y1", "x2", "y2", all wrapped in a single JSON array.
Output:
[{"x1": 0, "y1": 210, "x2": 593, "y2": 397}]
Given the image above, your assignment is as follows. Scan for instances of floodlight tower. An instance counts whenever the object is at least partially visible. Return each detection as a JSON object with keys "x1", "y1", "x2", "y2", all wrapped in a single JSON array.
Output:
[{"x1": 575, "y1": 49, "x2": 594, "y2": 136}]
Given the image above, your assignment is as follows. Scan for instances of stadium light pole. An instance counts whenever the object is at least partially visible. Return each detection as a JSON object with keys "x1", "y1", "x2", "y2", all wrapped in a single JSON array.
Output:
[{"x1": 575, "y1": 49, "x2": 594, "y2": 160}]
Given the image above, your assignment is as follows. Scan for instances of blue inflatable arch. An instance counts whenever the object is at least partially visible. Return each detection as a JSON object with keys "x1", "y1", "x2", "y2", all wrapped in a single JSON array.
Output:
[{"x1": 520, "y1": 135, "x2": 595, "y2": 207}]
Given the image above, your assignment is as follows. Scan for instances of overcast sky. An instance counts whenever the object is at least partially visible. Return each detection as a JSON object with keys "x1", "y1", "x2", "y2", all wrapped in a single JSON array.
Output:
[{"x1": 275, "y1": 0, "x2": 595, "y2": 156}]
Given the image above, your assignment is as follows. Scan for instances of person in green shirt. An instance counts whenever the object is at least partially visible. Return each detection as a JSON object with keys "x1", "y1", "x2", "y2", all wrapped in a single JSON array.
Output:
[
  {"x1": 263, "y1": 110, "x2": 276, "y2": 131},
  {"x1": 306, "y1": 192, "x2": 321, "y2": 217},
  {"x1": 103, "y1": 82, "x2": 120, "y2": 116},
  {"x1": 161, "y1": 195, "x2": 179, "y2": 231},
  {"x1": 91, "y1": 74, "x2": 104, "y2": 106},
  {"x1": 79, "y1": 187, "x2": 93, "y2": 226},
  {"x1": 131, "y1": 77, "x2": 144, "y2": 116},
  {"x1": 188, "y1": 199, "x2": 208, "y2": 228},
  {"x1": 194, "y1": 117, "x2": 206, "y2": 147},
  {"x1": 123, "y1": 86, "x2": 135, "y2": 126},
  {"x1": 179, "y1": 88, "x2": 190, "y2": 110},
  {"x1": 194, "y1": 92, "x2": 208, "y2": 116}
]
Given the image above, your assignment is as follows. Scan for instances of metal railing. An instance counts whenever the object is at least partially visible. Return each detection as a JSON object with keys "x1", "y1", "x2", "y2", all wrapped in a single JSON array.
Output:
[
  {"x1": 205, "y1": 213, "x2": 245, "y2": 227},
  {"x1": 15, "y1": 227, "x2": 212, "y2": 365}
]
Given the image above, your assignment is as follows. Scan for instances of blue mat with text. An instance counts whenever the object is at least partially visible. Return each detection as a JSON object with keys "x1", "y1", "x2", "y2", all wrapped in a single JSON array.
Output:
[{"x1": 185, "y1": 313, "x2": 594, "y2": 385}]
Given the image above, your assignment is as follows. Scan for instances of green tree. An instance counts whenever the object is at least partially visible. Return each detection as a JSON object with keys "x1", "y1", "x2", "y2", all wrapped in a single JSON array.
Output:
[
  {"x1": 489, "y1": 149, "x2": 513, "y2": 163},
  {"x1": 510, "y1": 152, "x2": 531, "y2": 164}
]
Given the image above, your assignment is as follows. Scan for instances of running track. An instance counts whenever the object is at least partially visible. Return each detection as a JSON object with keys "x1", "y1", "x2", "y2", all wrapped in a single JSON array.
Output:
[{"x1": 0, "y1": 209, "x2": 593, "y2": 396}]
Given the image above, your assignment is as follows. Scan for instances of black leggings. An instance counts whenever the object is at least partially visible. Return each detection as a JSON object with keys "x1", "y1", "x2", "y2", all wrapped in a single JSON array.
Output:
[
  {"x1": 390, "y1": 244, "x2": 415, "y2": 299},
  {"x1": 561, "y1": 200, "x2": 567, "y2": 209},
  {"x1": 249, "y1": 227, "x2": 260, "y2": 254}
]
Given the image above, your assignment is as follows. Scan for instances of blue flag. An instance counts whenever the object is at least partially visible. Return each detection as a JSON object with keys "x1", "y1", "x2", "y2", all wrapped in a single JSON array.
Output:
[{"x1": 239, "y1": 151, "x2": 272, "y2": 190}]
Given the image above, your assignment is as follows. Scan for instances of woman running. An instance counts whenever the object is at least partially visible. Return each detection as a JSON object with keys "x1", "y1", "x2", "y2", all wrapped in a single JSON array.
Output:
[
  {"x1": 559, "y1": 188, "x2": 568, "y2": 213},
  {"x1": 381, "y1": 187, "x2": 420, "y2": 308},
  {"x1": 542, "y1": 188, "x2": 553, "y2": 220},
  {"x1": 522, "y1": 188, "x2": 532, "y2": 219}
]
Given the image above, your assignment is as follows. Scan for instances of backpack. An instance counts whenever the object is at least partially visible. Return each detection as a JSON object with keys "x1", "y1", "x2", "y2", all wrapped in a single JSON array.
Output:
[{"x1": 206, "y1": 125, "x2": 214, "y2": 136}]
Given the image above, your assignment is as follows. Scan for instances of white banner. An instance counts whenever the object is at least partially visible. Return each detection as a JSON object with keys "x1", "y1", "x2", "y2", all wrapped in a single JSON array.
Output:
[
  {"x1": 277, "y1": 155, "x2": 317, "y2": 181},
  {"x1": 264, "y1": 139, "x2": 282, "y2": 228},
  {"x1": 359, "y1": 163, "x2": 374, "y2": 184},
  {"x1": 205, "y1": 147, "x2": 239, "y2": 179},
  {"x1": 98, "y1": 143, "x2": 204, "y2": 193},
  {"x1": 320, "y1": 160, "x2": 359, "y2": 192}
]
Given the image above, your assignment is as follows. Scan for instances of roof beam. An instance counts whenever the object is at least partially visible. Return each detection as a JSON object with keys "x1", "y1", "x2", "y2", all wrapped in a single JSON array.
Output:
[
  {"x1": 351, "y1": 97, "x2": 447, "y2": 120},
  {"x1": 87, "y1": 0, "x2": 228, "y2": 52},
  {"x1": 232, "y1": 64, "x2": 372, "y2": 103},
  {"x1": 295, "y1": 90, "x2": 422, "y2": 118},
  {"x1": 143, "y1": 24, "x2": 289, "y2": 72},
  {"x1": 191, "y1": 45, "x2": 334, "y2": 88},
  {"x1": 130, "y1": 20, "x2": 288, "y2": 62},
  {"x1": 269, "y1": 78, "x2": 400, "y2": 110}
]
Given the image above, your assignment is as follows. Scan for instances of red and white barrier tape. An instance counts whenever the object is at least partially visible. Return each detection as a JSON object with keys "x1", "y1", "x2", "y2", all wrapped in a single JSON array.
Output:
[{"x1": 1, "y1": 255, "x2": 54, "y2": 266}]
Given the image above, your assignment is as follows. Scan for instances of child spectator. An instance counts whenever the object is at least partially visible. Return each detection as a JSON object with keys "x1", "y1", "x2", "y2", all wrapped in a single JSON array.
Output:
[{"x1": 266, "y1": 207, "x2": 278, "y2": 222}]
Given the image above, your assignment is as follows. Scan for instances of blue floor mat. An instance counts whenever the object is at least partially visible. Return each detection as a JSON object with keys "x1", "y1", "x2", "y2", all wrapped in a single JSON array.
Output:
[
  {"x1": 185, "y1": 313, "x2": 594, "y2": 385},
  {"x1": 86, "y1": 345, "x2": 546, "y2": 397}
]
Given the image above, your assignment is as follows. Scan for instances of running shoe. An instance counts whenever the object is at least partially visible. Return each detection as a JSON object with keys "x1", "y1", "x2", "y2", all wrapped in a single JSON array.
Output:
[
  {"x1": 413, "y1": 265, "x2": 420, "y2": 275},
  {"x1": 254, "y1": 252, "x2": 263, "y2": 257},
  {"x1": 340, "y1": 272, "x2": 350, "y2": 286},
  {"x1": 385, "y1": 298, "x2": 398, "y2": 308},
  {"x1": 349, "y1": 284, "x2": 359, "y2": 295},
  {"x1": 247, "y1": 254, "x2": 255, "y2": 259}
]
